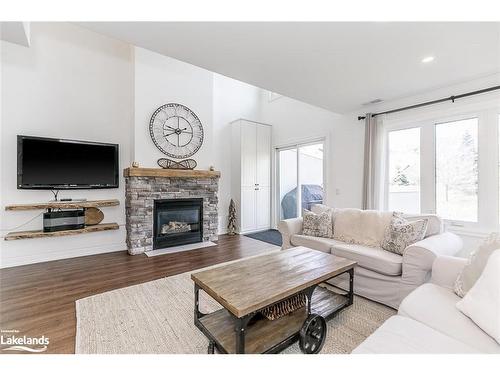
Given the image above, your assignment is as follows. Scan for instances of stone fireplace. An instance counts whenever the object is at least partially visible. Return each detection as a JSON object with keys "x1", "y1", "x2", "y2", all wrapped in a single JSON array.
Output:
[{"x1": 124, "y1": 168, "x2": 220, "y2": 255}]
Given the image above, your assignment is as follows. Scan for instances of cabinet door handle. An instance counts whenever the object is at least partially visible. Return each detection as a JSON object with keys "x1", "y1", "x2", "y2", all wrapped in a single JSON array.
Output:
[{"x1": 255, "y1": 183, "x2": 259, "y2": 186}]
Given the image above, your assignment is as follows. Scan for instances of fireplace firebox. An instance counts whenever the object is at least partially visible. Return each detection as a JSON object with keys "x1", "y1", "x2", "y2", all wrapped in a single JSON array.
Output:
[{"x1": 153, "y1": 198, "x2": 203, "y2": 249}]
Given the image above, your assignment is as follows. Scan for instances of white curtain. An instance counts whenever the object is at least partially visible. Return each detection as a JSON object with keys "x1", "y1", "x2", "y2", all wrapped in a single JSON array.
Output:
[{"x1": 362, "y1": 114, "x2": 387, "y2": 210}]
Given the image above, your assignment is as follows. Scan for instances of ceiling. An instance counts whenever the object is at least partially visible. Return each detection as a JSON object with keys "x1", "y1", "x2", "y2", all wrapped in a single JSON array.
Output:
[
  {"x1": 79, "y1": 22, "x2": 500, "y2": 114},
  {"x1": 1, "y1": 22, "x2": 30, "y2": 47}
]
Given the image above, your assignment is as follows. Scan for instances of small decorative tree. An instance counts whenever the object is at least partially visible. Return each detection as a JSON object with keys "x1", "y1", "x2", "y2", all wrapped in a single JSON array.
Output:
[{"x1": 227, "y1": 199, "x2": 237, "y2": 235}]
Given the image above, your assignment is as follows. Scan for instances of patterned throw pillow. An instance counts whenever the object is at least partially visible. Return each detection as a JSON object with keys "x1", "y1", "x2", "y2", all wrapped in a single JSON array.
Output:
[
  {"x1": 381, "y1": 213, "x2": 428, "y2": 255},
  {"x1": 454, "y1": 233, "x2": 500, "y2": 297},
  {"x1": 302, "y1": 209, "x2": 334, "y2": 238}
]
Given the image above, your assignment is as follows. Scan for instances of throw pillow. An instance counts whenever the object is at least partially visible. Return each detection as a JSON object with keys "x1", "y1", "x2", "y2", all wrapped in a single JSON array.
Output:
[
  {"x1": 381, "y1": 213, "x2": 428, "y2": 255},
  {"x1": 454, "y1": 233, "x2": 500, "y2": 297},
  {"x1": 302, "y1": 209, "x2": 334, "y2": 238},
  {"x1": 456, "y1": 250, "x2": 500, "y2": 345}
]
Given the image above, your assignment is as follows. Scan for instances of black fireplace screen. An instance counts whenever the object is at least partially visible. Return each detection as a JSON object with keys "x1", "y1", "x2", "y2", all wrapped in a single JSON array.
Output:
[{"x1": 153, "y1": 198, "x2": 203, "y2": 249}]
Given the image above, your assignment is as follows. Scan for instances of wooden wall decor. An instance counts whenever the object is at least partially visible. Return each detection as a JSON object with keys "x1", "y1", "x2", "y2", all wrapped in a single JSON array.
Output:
[
  {"x1": 84, "y1": 207, "x2": 105, "y2": 225},
  {"x1": 157, "y1": 158, "x2": 197, "y2": 170}
]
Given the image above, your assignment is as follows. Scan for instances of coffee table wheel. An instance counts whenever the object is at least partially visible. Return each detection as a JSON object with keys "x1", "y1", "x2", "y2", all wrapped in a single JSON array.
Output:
[
  {"x1": 208, "y1": 341, "x2": 215, "y2": 354},
  {"x1": 299, "y1": 314, "x2": 327, "y2": 354}
]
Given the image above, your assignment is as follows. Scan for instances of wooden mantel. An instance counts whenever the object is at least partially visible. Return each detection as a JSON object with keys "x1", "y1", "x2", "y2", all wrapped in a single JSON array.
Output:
[{"x1": 123, "y1": 167, "x2": 221, "y2": 178}]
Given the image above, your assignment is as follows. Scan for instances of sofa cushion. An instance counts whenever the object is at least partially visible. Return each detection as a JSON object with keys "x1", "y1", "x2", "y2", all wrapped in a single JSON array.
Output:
[
  {"x1": 333, "y1": 208, "x2": 393, "y2": 247},
  {"x1": 455, "y1": 233, "x2": 500, "y2": 297},
  {"x1": 290, "y1": 234, "x2": 344, "y2": 253},
  {"x1": 399, "y1": 283, "x2": 500, "y2": 353},
  {"x1": 457, "y1": 250, "x2": 500, "y2": 346},
  {"x1": 331, "y1": 243, "x2": 402, "y2": 276},
  {"x1": 352, "y1": 315, "x2": 479, "y2": 353}
]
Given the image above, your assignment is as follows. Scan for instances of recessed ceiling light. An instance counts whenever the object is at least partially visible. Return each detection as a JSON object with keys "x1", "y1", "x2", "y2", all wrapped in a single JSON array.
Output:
[{"x1": 422, "y1": 56, "x2": 435, "y2": 63}]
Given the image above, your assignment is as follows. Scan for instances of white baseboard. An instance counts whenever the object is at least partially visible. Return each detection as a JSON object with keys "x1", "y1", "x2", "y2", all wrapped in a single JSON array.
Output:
[{"x1": 0, "y1": 242, "x2": 127, "y2": 268}]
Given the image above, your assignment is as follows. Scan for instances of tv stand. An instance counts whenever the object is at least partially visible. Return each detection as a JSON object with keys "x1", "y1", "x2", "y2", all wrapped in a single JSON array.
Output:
[{"x1": 4, "y1": 199, "x2": 120, "y2": 240}]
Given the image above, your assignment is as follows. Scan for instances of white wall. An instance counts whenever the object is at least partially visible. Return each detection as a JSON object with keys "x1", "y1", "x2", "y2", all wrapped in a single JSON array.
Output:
[
  {"x1": 134, "y1": 47, "x2": 214, "y2": 169},
  {"x1": 134, "y1": 51, "x2": 264, "y2": 233},
  {"x1": 212, "y1": 74, "x2": 261, "y2": 232},
  {"x1": 0, "y1": 23, "x2": 364, "y2": 267},
  {"x1": 258, "y1": 93, "x2": 365, "y2": 225},
  {"x1": 0, "y1": 23, "x2": 134, "y2": 267}
]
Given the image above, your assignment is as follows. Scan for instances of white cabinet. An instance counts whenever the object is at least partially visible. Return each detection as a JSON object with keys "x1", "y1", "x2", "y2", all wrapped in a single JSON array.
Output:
[
  {"x1": 256, "y1": 186, "x2": 271, "y2": 229},
  {"x1": 231, "y1": 120, "x2": 272, "y2": 234},
  {"x1": 241, "y1": 186, "x2": 257, "y2": 232},
  {"x1": 241, "y1": 123, "x2": 257, "y2": 187}
]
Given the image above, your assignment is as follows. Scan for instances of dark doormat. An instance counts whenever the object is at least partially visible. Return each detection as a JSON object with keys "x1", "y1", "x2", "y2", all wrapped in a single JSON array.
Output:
[{"x1": 244, "y1": 229, "x2": 282, "y2": 247}]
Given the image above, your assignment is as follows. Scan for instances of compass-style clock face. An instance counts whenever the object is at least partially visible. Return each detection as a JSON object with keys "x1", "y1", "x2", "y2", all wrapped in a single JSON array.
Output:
[{"x1": 149, "y1": 103, "x2": 204, "y2": 159}]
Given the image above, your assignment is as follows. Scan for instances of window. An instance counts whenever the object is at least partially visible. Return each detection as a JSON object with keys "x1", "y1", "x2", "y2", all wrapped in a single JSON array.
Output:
[
  {"x1": 435, "y1": 118, "x2": 478, "y2": 222},
  {"x1": 388, "y1": 128, "x2": 421, "y2": 213},
  {"x1": 277, "y1": 141, "x2": 325, "y2": 220},
  {"x1": 384, "y1": 101, "x2": 500, "y2": 233}
]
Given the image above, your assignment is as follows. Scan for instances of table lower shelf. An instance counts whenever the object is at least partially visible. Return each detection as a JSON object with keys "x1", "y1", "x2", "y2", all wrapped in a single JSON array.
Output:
[
  {"x1": 197, "y1": 286, "x2": 349, "y2": 354},
  {"x1": 4, "y1": 223, "x2": 119, "y2": 241}
]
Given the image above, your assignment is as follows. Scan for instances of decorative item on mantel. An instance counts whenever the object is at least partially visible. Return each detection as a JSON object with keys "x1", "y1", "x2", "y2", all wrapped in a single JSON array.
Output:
[
  {"x1": 227, "y1": 199, "x2": 237, "y2": 235},
  {"x1": 132, "y1": 161, "x2": 139, "y2": 168},
  {"x1": 157, "y1": 158, "x2": 197, "y2": 170}
]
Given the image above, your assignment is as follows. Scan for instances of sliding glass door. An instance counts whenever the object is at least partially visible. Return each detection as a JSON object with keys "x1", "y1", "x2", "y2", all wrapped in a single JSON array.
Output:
[{"x1": 277, "y1": 140, "x2": 325, "y2": 220}]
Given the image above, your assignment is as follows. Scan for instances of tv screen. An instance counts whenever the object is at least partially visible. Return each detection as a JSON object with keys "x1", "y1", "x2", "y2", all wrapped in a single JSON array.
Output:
[{"x1": 17, "y1": 135, "x2": 119, "y2": 189}]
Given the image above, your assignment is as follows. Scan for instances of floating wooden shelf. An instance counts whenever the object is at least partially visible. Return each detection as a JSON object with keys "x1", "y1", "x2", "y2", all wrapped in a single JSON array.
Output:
[
  {"x1": 5, "y1": 199, "x2": 120, "y2": 211},
  {"x1": 124, "y1": 167, "x2": 221, "y2": 178},
  {"x1": 4, "y1": 223, "x2": 120, "y2": 241}
]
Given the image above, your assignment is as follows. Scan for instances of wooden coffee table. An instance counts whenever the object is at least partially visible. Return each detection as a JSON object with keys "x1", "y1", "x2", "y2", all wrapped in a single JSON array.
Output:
[{"x1": 191, "y1": 246, "x2": 356, "y2": 354}]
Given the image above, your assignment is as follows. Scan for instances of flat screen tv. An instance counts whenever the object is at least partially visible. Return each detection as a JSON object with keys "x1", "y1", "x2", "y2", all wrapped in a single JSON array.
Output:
[{"x1": 17, "y1": 135, "x2": 119, "y2": 189}]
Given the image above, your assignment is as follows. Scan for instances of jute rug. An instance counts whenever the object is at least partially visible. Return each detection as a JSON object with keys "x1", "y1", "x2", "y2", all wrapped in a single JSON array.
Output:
[{"x1": 76, "y1": 254, "x2": 395, "y2": 354}]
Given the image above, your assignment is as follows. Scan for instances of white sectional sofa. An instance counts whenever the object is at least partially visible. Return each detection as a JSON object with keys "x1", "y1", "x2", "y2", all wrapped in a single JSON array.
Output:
[
  {"x1": 353, "y1": 256, "x2": 500, "y2": 353},
  {"x1": 278, "y1": 206, "x2": 463, "y2": 308}
]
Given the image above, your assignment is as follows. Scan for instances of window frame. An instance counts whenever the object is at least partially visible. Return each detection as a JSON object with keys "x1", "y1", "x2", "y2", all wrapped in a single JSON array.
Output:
[{"x1": 382, "y1": 101, "x2": 500, "y2": 234}]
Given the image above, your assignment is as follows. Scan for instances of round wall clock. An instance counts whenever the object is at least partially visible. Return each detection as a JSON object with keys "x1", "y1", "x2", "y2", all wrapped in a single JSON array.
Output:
[{"x1": 149, "y1": 103, "x2": 204, "y2": 159}]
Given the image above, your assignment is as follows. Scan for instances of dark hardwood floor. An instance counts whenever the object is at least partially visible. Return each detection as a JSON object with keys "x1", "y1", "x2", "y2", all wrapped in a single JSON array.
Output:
[{"x1": 0, "y1": 235, "x2": 279, "y2": 354}]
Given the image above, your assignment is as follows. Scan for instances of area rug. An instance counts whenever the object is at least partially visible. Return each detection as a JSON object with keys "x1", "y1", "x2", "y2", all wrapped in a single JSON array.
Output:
[
  {"x1": 245, "y1": 229, "x2": 282, "y2": 246},
  {"x1": 76, "y1": 258, "x2": 395, "y2": 354}
]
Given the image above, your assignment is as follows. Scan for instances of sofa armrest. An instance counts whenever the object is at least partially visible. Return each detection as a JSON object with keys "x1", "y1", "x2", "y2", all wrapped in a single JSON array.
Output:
[
  {"x1": 400, "y1": 232, "x2": 463, "y2": 294},
  {"x1": 277, "y1": 217, "x2": 303, "y2": 249},
  {"x1": 431, "y1": 255, "x2": 467, "y2": 290}
]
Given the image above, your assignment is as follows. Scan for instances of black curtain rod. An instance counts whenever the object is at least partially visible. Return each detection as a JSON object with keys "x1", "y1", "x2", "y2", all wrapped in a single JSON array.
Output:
[{"x1": 357, "y1": 85, "x2": 500, "y2": 121}]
